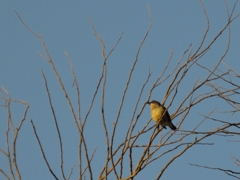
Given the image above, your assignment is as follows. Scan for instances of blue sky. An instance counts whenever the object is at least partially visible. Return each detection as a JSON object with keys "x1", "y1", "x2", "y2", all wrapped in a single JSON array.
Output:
[{"x1": 1, "y1": 1, "x2": 240, "y2": 180}]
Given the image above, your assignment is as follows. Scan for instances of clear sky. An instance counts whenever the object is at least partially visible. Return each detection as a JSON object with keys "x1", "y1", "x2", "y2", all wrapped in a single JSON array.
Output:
[{"x1": 1, "y1": 1, "x2": 240, "y2": 180}]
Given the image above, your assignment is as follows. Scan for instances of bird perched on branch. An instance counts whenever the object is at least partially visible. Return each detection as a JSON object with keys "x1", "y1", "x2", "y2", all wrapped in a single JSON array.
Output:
[{"x1": 147, "y1": 100, "x2": 176, "y2": 131}]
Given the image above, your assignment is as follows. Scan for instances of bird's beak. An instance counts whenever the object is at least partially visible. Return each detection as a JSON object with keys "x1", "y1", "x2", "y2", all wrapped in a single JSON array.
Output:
[{"x1": 146, "y1": 101, "x2": 150, "y2": 105}]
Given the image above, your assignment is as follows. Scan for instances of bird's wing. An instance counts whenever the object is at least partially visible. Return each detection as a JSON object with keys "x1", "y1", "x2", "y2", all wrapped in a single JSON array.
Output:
[{"x1": 164, "y1": 109, "x2": 171, "y2": 121}]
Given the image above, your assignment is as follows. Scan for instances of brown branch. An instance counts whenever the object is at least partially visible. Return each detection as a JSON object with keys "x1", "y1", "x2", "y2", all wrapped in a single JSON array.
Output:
[
  {"x1": 41, "y1": 70, "x2": 66, "y2": 180},
  {"x1": 6, "y1": 128, "x2": 15, "y2": 180},
  {"x1": 110, "y1": 4, "x2": 153, "y2": 178},
  {"x1": 64, "y1": 52, "x2": 82, "y2": 126},
  {"x1": 66, "y1": 164, "x2": 75, "y2": 180},
  {"x1": 16, "y1": 12, "x2": 93, "y2": 179},
  {"x1": 0, "y1": 169, "x2": 10, "y2": 180},
  {"x1": 30, "y1": 119, "x2": 59, "y2": 180},
  {"x1": 12, "y1": 100, "x2": 29, "y2": 180},
  {"x1": 189, "y1": 163, "x2": 240, "y2": 179},
  {"x1": 88, "y1": 18, "x2": 113, "y2": 179},
  {"x1": 81, "y1": 146, "x2": 98, "y2": 177},
  {"x1": 64, "y1": 52, "x2": 83, "y2": 177}
]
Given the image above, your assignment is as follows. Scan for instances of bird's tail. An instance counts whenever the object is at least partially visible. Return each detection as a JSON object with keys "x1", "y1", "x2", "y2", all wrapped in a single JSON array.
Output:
[{"x1": 169, "y1": 122, "x2": 177, "y2": 131}]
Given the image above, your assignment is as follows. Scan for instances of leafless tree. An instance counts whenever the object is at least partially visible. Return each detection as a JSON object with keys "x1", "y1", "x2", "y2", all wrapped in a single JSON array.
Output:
[
  {"x1": 189, "y1": 64, "x2": 240, "y2": 179},
  {"x1": 1, "y1": 1, "x2": 240, "y2": 180}
]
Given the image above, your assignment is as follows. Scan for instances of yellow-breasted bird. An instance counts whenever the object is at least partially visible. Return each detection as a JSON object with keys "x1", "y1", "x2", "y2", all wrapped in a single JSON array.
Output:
[{"x1": 147, "y1": 100, "x2": 177, "y2": 131}]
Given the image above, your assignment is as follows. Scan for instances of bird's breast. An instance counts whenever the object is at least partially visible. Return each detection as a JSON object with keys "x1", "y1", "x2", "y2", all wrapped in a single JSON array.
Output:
[{"x1": 151, "y1": 107, "x2": 164, "y2": 122}]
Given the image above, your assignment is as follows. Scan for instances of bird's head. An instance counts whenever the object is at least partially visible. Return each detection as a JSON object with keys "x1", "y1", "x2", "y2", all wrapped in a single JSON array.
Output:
[{"x1": 147, "y1": 100, "x2": 161, "y2": 109}]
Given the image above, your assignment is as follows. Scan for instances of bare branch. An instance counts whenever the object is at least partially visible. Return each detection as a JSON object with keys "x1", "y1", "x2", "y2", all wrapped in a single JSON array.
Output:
[
  {"x1": 30, "y1": 119, "x2": 59, "y2": 180},
  {"x1": 41, "y1": 70, "x2": 66, "y2": 180},
  {"x1": 189, "y1": 163, "x2": 240, "y2": 179}
]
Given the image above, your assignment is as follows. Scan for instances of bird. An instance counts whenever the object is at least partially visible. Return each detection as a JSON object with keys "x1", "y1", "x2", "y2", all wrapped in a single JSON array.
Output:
[{"x1": 147, "y1": 100, "x2": 177, "y2": 130}]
